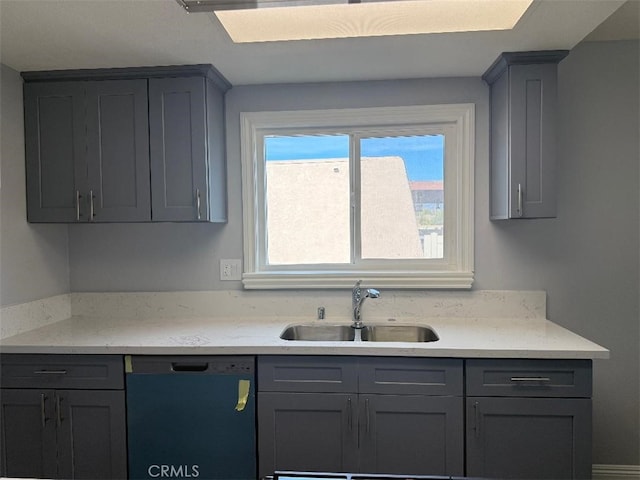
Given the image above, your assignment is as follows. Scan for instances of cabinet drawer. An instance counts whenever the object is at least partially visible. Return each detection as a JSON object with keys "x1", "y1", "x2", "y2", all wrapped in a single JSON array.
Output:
[
  {"x1": 258, "y1": 356, "x2": 358, "y2": 393},
  {"x1": 466, "y1": 359, "x2": 592, "y2": 398},
  {"x1": 358, "y1": 357, "x2": 463, "y2": 396},
  {"x1": 0, "y1": 354, "x2": 124, "y2": 390}
]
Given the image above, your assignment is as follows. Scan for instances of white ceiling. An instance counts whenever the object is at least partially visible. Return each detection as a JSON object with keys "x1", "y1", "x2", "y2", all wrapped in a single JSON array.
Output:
[{"x1": 0, "y1": 0, "x2": 635, "y2": 86}]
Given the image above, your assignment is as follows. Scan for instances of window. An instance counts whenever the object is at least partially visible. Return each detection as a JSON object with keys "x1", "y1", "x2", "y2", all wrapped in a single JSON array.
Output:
[{"x1": 240, "y1": 104, "x2": 474, "y2": 289}]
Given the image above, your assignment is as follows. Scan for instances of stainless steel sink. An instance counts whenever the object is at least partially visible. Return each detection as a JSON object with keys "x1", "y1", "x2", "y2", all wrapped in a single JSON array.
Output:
[
  {"x1": 361, "y1": 324, "x2": 439, "y2": 342},
  {"x1": 280, "y1": 323, "x2": 439, "y2": 342},
  {"x1": 280, "y1": 324, "x2": 356, "y2": 341}
]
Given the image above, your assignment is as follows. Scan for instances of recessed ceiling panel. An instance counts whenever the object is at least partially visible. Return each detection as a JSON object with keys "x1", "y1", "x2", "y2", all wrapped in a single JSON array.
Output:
[{"x1": 215, "y1": 0, "x2": 535, "y2": 42}]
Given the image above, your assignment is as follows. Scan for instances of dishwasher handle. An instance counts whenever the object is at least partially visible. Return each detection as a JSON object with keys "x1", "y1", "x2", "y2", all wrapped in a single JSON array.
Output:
[{"x1": 171, "y1": 362, "x2": 209, "y2": 372}]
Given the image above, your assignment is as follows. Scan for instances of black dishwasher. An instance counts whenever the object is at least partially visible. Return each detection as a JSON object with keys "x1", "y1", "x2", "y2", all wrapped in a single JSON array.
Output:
[{"x1": 126, "y1": 355, "x2": 256, "y2": 480}]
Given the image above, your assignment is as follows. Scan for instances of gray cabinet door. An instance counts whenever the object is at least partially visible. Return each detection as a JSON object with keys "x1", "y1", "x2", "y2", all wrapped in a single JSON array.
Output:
[
  {"x1": 85, "y1": 80, "x2": 150, "y2": 222},
  {"x1": 358, "y1": 394, "x2": 463, "y2": 476},
  {"x1": 508, "y1": 63, "x2": 558, "y2": 219},
  {"x1": 149, "y1": 77, "x2": 208, "y2": 221},
  {"x1": 258, "y1": 392, "x2": 358, "y2": 478},
  {"x1": 24, "y1": 82, "x2": 86, "y2": 222},
  {"x1": 466, "y1": 397, "x2": 592, "y2": 479},
  {"x1": 0, "y1": 389, "x2": 57, "y2": 479},
  {"x1": 56, "y1": 390, "x2": 127, "y2": 480}
]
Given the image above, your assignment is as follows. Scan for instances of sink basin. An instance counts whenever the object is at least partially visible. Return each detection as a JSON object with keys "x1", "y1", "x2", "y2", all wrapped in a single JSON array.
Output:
[
  {"x1": 280, "y1": 324, "x2": 356, "y2": 341},
  {"x1": 361, "y1": 324, "x2": 439, "y2": 342},
  {"x1": 279, "y1": 323, "x2": 439, "y2": 343}
]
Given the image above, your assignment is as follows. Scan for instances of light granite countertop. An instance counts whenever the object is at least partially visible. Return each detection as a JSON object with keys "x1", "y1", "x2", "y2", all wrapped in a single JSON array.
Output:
[{"x1": 0, "y1": 315, "x2": 610, "y2": 359}]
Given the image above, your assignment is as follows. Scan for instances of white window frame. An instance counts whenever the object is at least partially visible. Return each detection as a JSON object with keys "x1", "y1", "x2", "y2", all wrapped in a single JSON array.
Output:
[{"x1": 240, "y1": 104, "x2": 474, "y2": 289}]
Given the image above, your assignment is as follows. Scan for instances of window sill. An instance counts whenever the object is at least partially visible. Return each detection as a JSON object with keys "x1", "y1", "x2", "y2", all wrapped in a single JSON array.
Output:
[{"x1": 241, "y1": 271, "x2": 473, "y2": 289}]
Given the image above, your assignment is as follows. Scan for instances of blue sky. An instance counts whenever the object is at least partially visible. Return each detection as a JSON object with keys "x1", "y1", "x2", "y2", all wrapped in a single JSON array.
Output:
[{"x1": 265, "y1": 134, "x2": 443, "y2": 181}]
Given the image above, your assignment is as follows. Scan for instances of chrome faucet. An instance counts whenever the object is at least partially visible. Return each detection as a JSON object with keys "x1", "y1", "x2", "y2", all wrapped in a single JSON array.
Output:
[{"x1": 352, "y1": 280, "x2": 380, "y2": 329}]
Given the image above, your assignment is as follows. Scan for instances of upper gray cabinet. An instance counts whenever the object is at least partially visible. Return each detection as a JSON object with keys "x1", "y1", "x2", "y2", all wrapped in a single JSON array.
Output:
[
  {"x1": 483, "y1": 51, "x2": 568, "y2": 220},
  {"x1": 22, "y1": 65, "x2": 230, "y2": 223},
  {"x1": 24, "y1": 81, "x2": 86, "y2": 223},
  {"x1": 149, "y1": 76, "x2": 226, "y2": 222}
]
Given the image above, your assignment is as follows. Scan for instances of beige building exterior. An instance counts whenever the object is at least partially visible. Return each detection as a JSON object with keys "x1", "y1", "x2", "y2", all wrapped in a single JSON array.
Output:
[{"x1": 266, "y1": 156, "x2": 422, "y2": 265}]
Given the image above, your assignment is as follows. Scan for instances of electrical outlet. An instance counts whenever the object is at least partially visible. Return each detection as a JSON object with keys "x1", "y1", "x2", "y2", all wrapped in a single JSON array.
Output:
[{"x1": 220, "y1": 259, "x2": 242, "y2": 281}]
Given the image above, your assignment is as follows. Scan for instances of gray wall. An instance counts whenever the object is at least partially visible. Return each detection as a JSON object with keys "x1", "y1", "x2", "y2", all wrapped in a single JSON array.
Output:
[
  {"x1": 0, "y1": 64, "x2": 70, "y2": 306},
  {"x1": 68, "y1": 76, "x2": 488, "y2": 290},
  {"x1": 23, "y1": 40, "x2": 640, "y2": 464}
]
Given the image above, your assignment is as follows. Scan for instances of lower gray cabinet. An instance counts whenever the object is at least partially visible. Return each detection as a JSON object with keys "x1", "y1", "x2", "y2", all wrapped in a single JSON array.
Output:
[
  {"x1": 466, "y1": 397, "x2": 591, "y2": 480},
  {"x1": 0, "y1": 355, "x2": 127, "y2": 480},
  {"x1": 358, "y1": 394, "x2": 463, "y2": 475},
  {"x1": 56, "y1": 390, "x2": 127, "y2": 479},
  {"x1": 1, "y1": 389, "x2": 127, "y2": 480},
  {"x1": 465, "y1": 359, "x2": 593, "y2": 479},
  {"x1": 258, "y1": 392, "x2": 358, "y2": 474},
  {"x1": 0, "y1": 389, "x2": 56, "y2": 478},
  {"x1": 257, "y1": 356, "x2": 464, "y2": 478}
]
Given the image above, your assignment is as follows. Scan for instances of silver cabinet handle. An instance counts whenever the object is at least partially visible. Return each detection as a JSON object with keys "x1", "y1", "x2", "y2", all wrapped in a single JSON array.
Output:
[
  {"x1": 473, "y1": 401, "x2": 480, "y2": 438},
  {"x1": 40, "y1": 393, "x2": 48, "y2": 428},
  {"x1": 75, "y1": 190, "x2": 82, "y2": 221},
  {"x1": 347, "y1": 396, "x2": 352, "y2": 431},
  {"x1": 510, "y1": 377, "x2": 551, "y2": 382},
  {"x1": 196, "y1": 188, "x2": 201, "y2": 220},
  {"x1": 89, "y1": 190, "x2": 95, "y2": 220},
  {"x1": 517, "y1": 183, "x2": 523, "y2": 217},
  {"x1": 365, "y1": 398, "x2": 370, "y2": 434},
  {"x1": 55, "y1": 395, "x2": 63, "y2": 427},
  {"x1": 34, "y1": 369, "x2": 67, "y2": 375}
]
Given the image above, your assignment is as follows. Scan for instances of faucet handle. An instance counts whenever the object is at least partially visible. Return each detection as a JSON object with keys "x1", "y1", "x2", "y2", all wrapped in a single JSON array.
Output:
[{"x1": 366, "y1": 288, "x2": 380, "y2": 298}]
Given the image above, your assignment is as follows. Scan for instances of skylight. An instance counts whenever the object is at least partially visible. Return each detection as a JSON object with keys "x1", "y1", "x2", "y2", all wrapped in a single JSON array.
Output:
[{"x1": 206, "y1": 0, "x2": 535, "y2": 43}]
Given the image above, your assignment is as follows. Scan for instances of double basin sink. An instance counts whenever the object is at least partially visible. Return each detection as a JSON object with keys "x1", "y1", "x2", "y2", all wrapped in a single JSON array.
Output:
[{"x1": 280, "y1": 323, "x2": 439, "y2": 343}]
